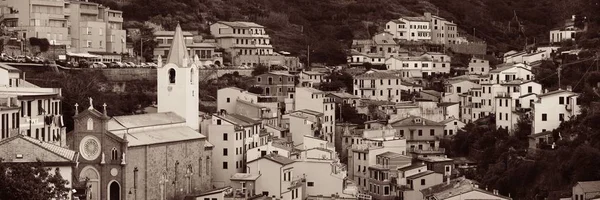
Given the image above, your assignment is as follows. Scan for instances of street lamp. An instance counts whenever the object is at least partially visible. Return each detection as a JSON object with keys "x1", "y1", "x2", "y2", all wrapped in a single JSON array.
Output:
[
  {"x1": 139, "y1": 38, "x2": 152, "y2": 64},
  {"x1": 133, "y1": 167, "x2": 138, "y2": 200}
]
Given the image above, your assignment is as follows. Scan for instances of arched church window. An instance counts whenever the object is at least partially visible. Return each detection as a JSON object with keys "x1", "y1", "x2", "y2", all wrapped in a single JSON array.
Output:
[
  {"x1": 168, "y1": 68, "x2": 176, "y2": 84},
  {"x1": 190, "y1": 68, "x2": 194, "y2": 84},
  {"x1": 111, "y1": 147, "x2": 118, "y2": 160},
  {"x1": 86, "y1": 118, "x2": 93, "y2": 130}
]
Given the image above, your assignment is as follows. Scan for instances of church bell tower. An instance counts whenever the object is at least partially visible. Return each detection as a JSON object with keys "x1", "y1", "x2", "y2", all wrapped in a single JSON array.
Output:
[{"x1": 156, "y1": 24, "x2": 199, "y2": 130}]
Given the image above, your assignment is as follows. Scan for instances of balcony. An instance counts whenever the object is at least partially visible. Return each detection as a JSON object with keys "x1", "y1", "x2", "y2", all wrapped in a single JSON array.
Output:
[
  {"x1": 107, "y1": 15, "x2": 123, "y2": 23},
  {"x1": 1, "y1": 13, "x2": 19, "y2": 20},
  {"x1": 496, "y1": 92, "x2": 511, "y2": 98},
  {"x1": 357, "y1": 85, "x2": 376, "y2": 89},
  {"x1": 408, "y1": 147, "x2": 445, "y2": 154}
]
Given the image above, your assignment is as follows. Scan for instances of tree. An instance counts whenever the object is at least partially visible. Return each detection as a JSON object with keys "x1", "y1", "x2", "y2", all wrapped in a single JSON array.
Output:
[
  {"x1": 251, "y1": 65, "x2": 269, "y2": 76},
  {"x1": 0, "y1": 160, "x2": 70, "y2": 200},
  {"x1": 248, "y1": 86, "x2": 264, "y2": 94}
]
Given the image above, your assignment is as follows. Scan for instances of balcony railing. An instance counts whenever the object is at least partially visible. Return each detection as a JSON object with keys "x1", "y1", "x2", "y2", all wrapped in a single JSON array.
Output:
[
  {"x1": 408, "y1": 147, "x2": 446, "y2": 154},
  {"x1": 357, "y1": 85, "x2": 376, "y2": 89},
  {"x1": 496, "y1": 92, "x2": 511, "y2": 98}
]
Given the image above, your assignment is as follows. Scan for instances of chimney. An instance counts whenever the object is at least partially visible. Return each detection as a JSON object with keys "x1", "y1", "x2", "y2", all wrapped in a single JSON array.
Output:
[
  {"x1": 566, "y1": 85, "x2": 572, "y2": 91},
  {"x1": 572, "y1": 15, "x2": 576, "y2": 21},
  {"x1": 544, "y1": 89, "x2": 548, "y2": 93},
  {"x1": 74, "y1": 103, "x2": 79, "y2": 115}
]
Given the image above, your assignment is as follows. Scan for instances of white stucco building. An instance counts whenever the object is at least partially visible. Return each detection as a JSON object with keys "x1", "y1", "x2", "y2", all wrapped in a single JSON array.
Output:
[
  {"x1": 532, "y1": 89, "x2": 581, "y2": 134},
  {"x1": 288, "y1": 87, "x2": 336, "y2": 145},
  {"x1": 207, "y1": 113, "x2": 266, "y2": 187},
  {"x1": 385, "y1": 16, "x2": 431, "y2": 41},
  {"x1": 353, "y1": 70, "x2": 403, "y2": 102}
]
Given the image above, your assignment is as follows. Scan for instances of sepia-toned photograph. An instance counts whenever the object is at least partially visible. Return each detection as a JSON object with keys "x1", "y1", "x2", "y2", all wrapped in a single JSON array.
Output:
[{"x1": 0, "y1": 0, "x2": 599, "y2": 199}]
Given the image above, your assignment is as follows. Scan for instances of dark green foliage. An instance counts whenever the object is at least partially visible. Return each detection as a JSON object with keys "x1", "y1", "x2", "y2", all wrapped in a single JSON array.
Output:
[
  {"x1": 26, "y1": 71, "x2": 155, "y2": 132},
  {"x1": 0, "y1": 160, "x2": 70, "y2": 200},
  {"x1": 337, "y1": 104, "x2": 366, "y2": 127},
  {"x1": 248, "y1": 86, "x2": 263, "y2": 94},
  {"x1": 320, "y1": 71, "x2": 354, "y2": 93},
  {"x1": 251, "y1": 65, "x2": 269, "y2": 76},
  {"x1": 29, "y1": 37, "x2": 50, "y2": 53},
  {"x1": 442, "y1": 105, "x2": 600, "y2": 199}
]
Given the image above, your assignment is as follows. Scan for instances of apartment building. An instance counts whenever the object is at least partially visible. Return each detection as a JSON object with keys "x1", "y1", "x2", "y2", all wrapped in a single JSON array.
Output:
[
  {"x1": 422, "y1": 177, "x2": 512, "y2": 200},
  {"x1": 210, "y1": 21, "x2": 284, "y2": 66},
  {"x1": 216, "y1": 87, "x2": 280, "y2": 126},
  {"x1": 442, "y1": 79, "x2": 479, "y2": 103},
  {"x1": 348, "y1": 132, "x2": 407, "y2": 193},
  {"x1": 292, "y1": 87, "x2": 336, "y2": 144},
  {"x1": 299, "y1": 70, "x2": 325, "y2": 88},
  {"x1": 396, "y1": 163, "x2": 443, "y2": 200},
  {"x1": 366, "y1": 151, "x2": 412, "y2": 200},
  {"x1": 153, "y1": 30, "x2": 223, "y2": 65},
  {"x1": 348, "y1": 32, "x2": 407, "y2": 65},
  {"x1": 550, "y1": 15, "x2": 585, "y2": 44},
  {"x1": 0, "y1": 0, "x2": 127, "y2": 54},
  {"x1": 385, "y1": 16, "x2": 431, "y2": 41},
  {"x1": 0, "y1": 0, "x2": 70, "y2": 46},
  {"x1": 0, "y1": 64, "x2": 65, "y2": 146},
  {"x1": 424, "y1": 12, "x2": 460, "y2": 45},
  {"x1": 255, "y1": 71, "x2": 296, "y2": 97},
  {"x1": 353, "y1": 70, "x2": 403, "y2": 102},
  {"x1": 390, "y1": 116, "x2": 445, "y2": 157},
  {"x1": 494, "y1": 80, "x2": 542, "y2": 132},
  {"x1": 67, "y1": 1, "x2": 126, "y2": 53},
  {"x1": 532, "y1": 88, "x2": 581, "y2": 134},
  {"x1": 207, "y1": 113, "x2": 266, "y2": 187},
  {"x1": 468, "y1": 56, "x2": 490, "y2": 75}
]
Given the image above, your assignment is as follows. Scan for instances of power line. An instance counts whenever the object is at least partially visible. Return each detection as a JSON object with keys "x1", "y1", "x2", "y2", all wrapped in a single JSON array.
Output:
[{"x1": 573, "y1": 59, "x2": 598, "y2": 89}]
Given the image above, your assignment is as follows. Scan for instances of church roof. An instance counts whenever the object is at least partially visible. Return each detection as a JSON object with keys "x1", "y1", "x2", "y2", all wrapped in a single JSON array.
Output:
[
  {"x1": 0, "y1": 134, "x2": 77, "y2": 162},
  {"x1": 166, "y1": 24, "x2": 190, "y2": 67},
  {"x1": 107, "y1": 112, "x2": 186, "y2": 131},
  {"x1": 114, "y1": 126, "x2": 206, "y2": 147}
]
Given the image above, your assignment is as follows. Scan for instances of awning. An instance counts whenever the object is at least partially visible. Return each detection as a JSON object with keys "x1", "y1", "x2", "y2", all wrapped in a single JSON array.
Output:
[{"x1": 66, "y1": 52, "x2": 99, "y2": 58}]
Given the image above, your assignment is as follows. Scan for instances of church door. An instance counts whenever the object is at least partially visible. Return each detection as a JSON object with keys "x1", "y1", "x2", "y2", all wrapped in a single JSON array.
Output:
[
  {"x1": 80, "y1": 166, "x2": 100, "y2": 200},
  {"x1": 109, "y1": 181, "x2": 121, "y2": 200}
]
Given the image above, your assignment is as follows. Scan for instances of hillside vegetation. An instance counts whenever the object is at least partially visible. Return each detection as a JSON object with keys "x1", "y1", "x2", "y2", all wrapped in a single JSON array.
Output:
[{"x1": 95, "y1": 0, "x2": 600, "y2": 64}]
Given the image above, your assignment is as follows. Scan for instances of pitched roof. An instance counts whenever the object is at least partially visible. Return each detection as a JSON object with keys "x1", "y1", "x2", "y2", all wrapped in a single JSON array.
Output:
[
  {"x1": 0, "y1": 63, "x2": 22, "y2": 73},
  {"x1": 421, "y1": 177, "x2": 478, "y2": 198},
  {"x1": 355, "y1": 71, "x2": 400, "y2": 79},
  {"x1": 398, "y1": 163, "x2": 426, "y2": 171},
  {"x1": 377, "y1": 151, "x2": 410, "y2": 159},
  {"x1": 298, "y1": 87, "x2": 325, "y2": 94},
  {"x1": 407, "y1": 170, "x2": 436, "y2": 179},
  {"x1": 154, "y1": 30, "x2": 194, "y2": 37},
  {"x1": 528, "y1": 131, "x2": 553, "y2": 138},
  {"x1": 166, "y1": 24, "x2": 189, "y2": 67},
  {"x1": 577, "y1": 181, "x2": 600, "y2": 193},
  {"x1": 390, "y1": 19, "x2": 405, "y2": 24},
  {"x1": 403, "y1": 16, "x2": 429, "y2": 22},
  {"x1": 249, "y1": 153, "x2": 295, "y2": 165},
  {"x1": 217, "y1": 113, "x2": 261, "y2": 126},
  {"x1": 302, "y1": 71, "x2": 324, "y2": 75},
  {"x1": 114, "y1": 126, "x2": 206, "y2": 147},
  {"x1": 537, "y1": 89, "x2": 577, "y2": 98},
  {"x1": 440, "y1": 117, "x2": 462, "y2": 125},
  {"x1": 390, "y1": 116, "x2": 444, "y2": 127},
  {"x1": 0, "y1": 134, "x2": 77, "y2": 162},
  {"x1": 217, "y1": 21, "x2": 264, "y2": 28},
  {"x1": 295, "y1": 109, "x2": 324, "y2": 117},
  {"x1": 328, "y1": 92, "x2": 360, "y2": 99},
  {"x1": 421, "y1": 90, "x2": 442, "y2": 98},
  {"x1": 107, "y1": 112, "x2": 186, "y2": 131}
]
